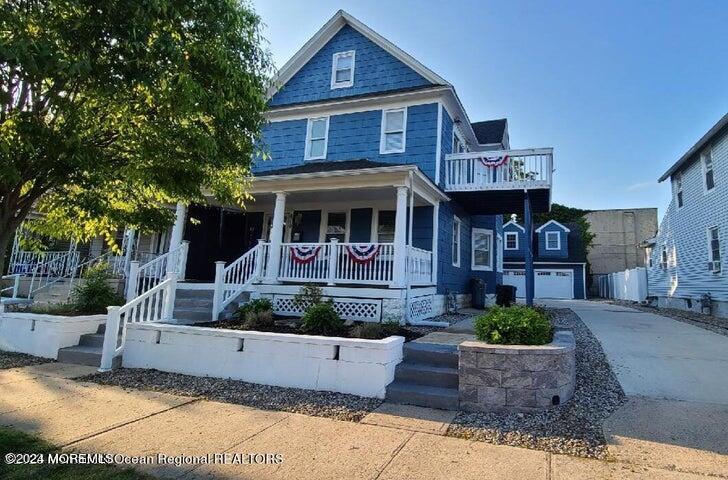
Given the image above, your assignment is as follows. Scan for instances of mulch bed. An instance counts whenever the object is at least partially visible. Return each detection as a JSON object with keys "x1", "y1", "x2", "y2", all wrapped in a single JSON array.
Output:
[
  {"x1": 0, "y1": 350, "x2": 50, "y2": 370},
  {"x1": 446, "y1": 308, "x2": 625, "y2": 459}
]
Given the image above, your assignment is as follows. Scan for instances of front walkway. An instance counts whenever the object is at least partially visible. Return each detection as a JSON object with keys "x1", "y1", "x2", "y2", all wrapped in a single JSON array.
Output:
[{"x1": 0, "y1": 362, "x2": 722, "y2": 479}]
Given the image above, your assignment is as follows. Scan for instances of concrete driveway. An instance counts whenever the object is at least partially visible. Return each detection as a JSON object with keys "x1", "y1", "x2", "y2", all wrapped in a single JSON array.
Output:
[{"x1": 541, "y1": 299, "x2": 728, "y2": 404}]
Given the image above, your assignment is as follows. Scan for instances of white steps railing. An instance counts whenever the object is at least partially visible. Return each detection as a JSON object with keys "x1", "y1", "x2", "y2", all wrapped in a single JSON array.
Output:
[
  {"x1": 212, "y1": 243, "x2": 265, "y2": 320},
  {"x1": 27, "y1": 251, "x2": 80, "y2": 298},
  {"x1": 407, "y1": 246, "x2": 434, "y2": 286},
  {"x1": 99, "y1": 274, "x2": 177, "y2": 371},
  {"x1": 126, "y1": 242, "x2": 188, "y2": 300}
]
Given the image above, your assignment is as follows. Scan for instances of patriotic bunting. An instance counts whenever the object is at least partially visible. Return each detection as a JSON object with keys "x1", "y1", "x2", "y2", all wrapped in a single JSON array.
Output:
[
  {"x1": 289, "y1": 245, "x2": 321, "y2": 264},
  {"x1": 478, "y1": 155, "x2": 509, "y2": 167},
  {"x1": 345, "y1": 244, "x2": 381, "y2": 264}
]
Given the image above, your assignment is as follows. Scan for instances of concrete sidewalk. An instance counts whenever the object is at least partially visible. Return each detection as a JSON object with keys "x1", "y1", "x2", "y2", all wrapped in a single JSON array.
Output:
[{"x1": 0, "y1": 363, "x2": 724, "y2": 479}]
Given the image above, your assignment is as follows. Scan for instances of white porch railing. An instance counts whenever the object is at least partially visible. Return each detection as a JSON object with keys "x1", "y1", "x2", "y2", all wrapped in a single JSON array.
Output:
[
  {"x1": 278, "y1": 242, "x2": 333, "y2": 283},
  {"x1": 333, "y1": 242, "x2": 395, "y2": 285},
  {"x1": 444, "y1": 148, "x2": 553, "y2": 192},
  {"x1": 99, "y1": 274, "x2": 177, "y2": 371},
  {"x1": 126, "y1": 242, "x2": 188, "y2": 300},
  {"x1": 212, "y1": 243, "x2": 265, "y2": 320},
  {"x1": 407, "y1": 246, "x2": 434, "y2": 286}
]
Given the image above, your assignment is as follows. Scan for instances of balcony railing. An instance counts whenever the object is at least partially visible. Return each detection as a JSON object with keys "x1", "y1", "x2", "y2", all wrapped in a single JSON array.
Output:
[{"x1": 444, "y1": 148, "x2": 553, "y2": 192}]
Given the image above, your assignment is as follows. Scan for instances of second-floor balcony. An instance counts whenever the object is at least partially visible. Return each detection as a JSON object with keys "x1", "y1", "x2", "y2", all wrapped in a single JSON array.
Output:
[{"x1": 444, "y1": 148, "x2": 553, "y2": 214}]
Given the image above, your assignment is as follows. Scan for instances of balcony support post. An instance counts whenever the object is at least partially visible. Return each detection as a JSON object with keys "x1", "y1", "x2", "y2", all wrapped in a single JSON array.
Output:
[{"x1": 524, "y1": 190, "x2": 534, "y2": 306}]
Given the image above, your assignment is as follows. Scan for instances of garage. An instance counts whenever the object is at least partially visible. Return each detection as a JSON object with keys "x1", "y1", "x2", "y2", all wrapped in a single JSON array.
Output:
[{"x1": 502, "y1": 269, "x2": 575, "y2": 299}]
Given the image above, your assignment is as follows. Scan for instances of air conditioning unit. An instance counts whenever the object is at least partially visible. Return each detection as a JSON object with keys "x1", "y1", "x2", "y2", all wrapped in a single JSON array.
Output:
[{"x1": 709, "y1": 260, "x2": 721, "y2": 274}]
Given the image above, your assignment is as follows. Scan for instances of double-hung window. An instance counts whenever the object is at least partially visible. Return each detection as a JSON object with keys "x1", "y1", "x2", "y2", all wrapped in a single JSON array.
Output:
[
  {"x1": 380, "y1": 108, "x2": 407, "y2": 154},
  {"x1": 675, "y1": 172, "x2": 684, "y2": 208},
  {"x1": 452, "y1": 216, "x2": 461, "y2": 267},
  {"x1": 703, "y1": 149, "x2": 716, "y2": 191},
  {"x1": 545, "y1": 231, "x2": 561, "y2": 250},
  {"x1": 472, "y1": 228, "x2": 493, "y2": 271},
  {"x1": 505, "y1": 232, "x2": 519, "y2": 250},
  {"x1": 708, "y1": 226, "x2": 721, "y2": 273},
  {"x1": 331, "y1": 51, "x2": 355, "y2": 89},
  {"x1": 305, "y1": 117, "x2": 329, "y2": 160}
]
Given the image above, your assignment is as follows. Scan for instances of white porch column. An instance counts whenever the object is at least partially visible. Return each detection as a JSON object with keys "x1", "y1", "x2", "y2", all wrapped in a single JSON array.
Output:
[
  {"x1": 392, "y1": 186, "x2": 408, "y2": 288},
  {"x1": 168, "y1": 202, "x2": 187, "y2": 251},
  {"x1": 265, "y1": 192, "x2": 287, "y2": 283}
]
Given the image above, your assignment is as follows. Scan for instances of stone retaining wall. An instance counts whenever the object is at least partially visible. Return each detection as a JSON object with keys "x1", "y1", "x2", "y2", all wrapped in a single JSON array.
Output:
[{"x1": 458, "y1": 330, "x2": 576, "y2": 411}]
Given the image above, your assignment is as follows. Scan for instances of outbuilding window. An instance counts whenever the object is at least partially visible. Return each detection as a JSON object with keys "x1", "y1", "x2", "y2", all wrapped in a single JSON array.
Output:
[
  {"x1": 545, "y1": 231, "x2": 561, "y2": 250},
  {"x1": 505, "y1": 232, "x2": 518, "y2": 250}
]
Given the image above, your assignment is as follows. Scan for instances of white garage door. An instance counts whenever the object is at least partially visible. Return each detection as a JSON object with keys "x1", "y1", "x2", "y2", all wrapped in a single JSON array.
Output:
[{"x1": 503, "y1": 269, "x2": 574, "y2": 299}]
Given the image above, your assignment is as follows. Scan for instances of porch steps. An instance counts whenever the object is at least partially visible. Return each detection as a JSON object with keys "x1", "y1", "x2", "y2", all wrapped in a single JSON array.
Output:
[
  {"x1": 57, "y1": 323, "x2": 121, "y2": 368},
  {"x1": 385, "y1": 342, "x2": 460, "y2": 410},
  {"x1": 172, "y1": 288, "x2": 246, "y2": 324}
]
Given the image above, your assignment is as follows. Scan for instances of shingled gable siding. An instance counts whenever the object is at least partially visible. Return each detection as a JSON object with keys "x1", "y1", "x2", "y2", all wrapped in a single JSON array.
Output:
[
  {"x1": 253, "y1": 103, "x2": 439, "y2": 180},
  {"x1": 647, "y1": 129, "x2": 728, "y2": 303},
  {"x1": 269, "y1": 25, "x2": 431, "y2": 107},
  {"x1": 538, "y1": 223, "x2": 569, "y2": 259}
]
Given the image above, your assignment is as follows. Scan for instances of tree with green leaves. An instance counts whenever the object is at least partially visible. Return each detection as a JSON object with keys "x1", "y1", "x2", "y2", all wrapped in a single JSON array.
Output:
[{"x1": 0, "y1": 0, "x2": 272, "y2": 274}]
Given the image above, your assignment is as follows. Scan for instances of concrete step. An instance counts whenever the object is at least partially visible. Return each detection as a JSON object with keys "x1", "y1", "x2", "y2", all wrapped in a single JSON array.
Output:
[
  {"x1": 385, "y1": 382, "x2": 459, "y2": 410},
  {"x1": 394, "y1": 362, "x2": 459, "y2": 389},
  {"x1": 174, "y1": 306, "x2": 213, "y2": 323},
  {"x1": 78, "y1": 333, "x2": 105, "y2": 348},
  {"x1": 174, "y1": 297, "x2": 214, "y2": 308},
  {"x1": 97, "y1": 323, "x2": 106, "y2": 335},
  {"x1": 175, "y1": 289, "x2": 214, "y2": 300},
  {"x1": 56, "y1": 345, "x2": 107, "y2": 367},
  {"x1": 403, "y1": 342, "x2": 459, "y2": 368}
]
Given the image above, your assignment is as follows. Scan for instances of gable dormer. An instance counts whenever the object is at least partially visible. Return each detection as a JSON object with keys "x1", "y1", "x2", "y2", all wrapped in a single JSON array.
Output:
[
  {"x1": 268, "y1": 11, "x2": 445, "y2": 107},
  {"x1": 502, "y1": 219, "x2": 525, "y2": 258},
  {"x1": 535, "y1": 220, "x2": 570, "y2": 258}
]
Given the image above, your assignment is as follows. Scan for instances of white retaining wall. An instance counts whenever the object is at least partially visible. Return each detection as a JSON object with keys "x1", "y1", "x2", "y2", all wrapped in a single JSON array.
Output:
[
  {"x1": 0, "y1": 311, "x2": 106, "y2": 359},
  {"x1": 122, "y1": 323, "x2": 404, "y2": 398},
  {"x1": 597, "y1": 267, "x2": 648, "y2": 302}
]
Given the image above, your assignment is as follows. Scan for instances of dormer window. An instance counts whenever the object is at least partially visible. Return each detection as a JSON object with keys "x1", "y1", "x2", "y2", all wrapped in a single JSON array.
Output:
[
  {"x1": 331, "y1": 51, "x2": 355, "y2": 89},
  {"x1": 505, "y1": 232, "x2": 519, "y2": 250},
  {"x1": 545, "y1": 231, "x2": 560, "y2": 250}
]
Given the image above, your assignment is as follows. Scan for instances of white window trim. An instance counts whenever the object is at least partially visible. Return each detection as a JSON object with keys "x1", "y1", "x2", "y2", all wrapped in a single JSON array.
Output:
[
  {"x1": 505, "y1": 231, "x2": 519, "y2": 250},
  {"x1": 452, "y1": 216, "x2": 461, "y2": 267},
  {"x1": 380, "y1": 107, "x2": 407, "y2": 154},
  {"x1": 545, "y1": 231, "x2": 561, "y2": 250},
  {"x1": 304, "y1": 116, "x2": 329, "y2": 161},
  {"x1": 319, "y1": 209, "x2": 351, "y2": 243},
  {"x1": 330, "y1": 50, "x2": 355, "y2": 89},
  {"x1": 702, "y1": 148, "x2": 715, "y2": 194},
  {"x1": 471, "y1": 228, "x2": 493, "y2": 271},
  {"x1": 496, "y1": 234, "x2": 503, "y2": 272}
]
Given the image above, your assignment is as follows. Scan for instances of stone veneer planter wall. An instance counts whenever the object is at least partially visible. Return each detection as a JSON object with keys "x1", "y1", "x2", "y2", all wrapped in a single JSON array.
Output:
[
  {"x1": 458, "y1": 330, "x2": 576, "y2": 411},
  {"x1": 122, "y1": 323, "x2": 404, "y2": 398}
]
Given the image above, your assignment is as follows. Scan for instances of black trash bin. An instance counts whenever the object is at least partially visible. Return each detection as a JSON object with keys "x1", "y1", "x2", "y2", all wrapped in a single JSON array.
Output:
[
  {"x1": 470, "y1": 278, "x2": 487, "y2": 309},
  {"x1": 495, "y1": 284, "x2": 517, "y2": 307}
]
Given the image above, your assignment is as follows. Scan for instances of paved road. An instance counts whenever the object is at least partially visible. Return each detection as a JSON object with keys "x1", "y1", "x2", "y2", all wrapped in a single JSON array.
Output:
[
  {"x1": 541, "y1": 299, "x2": 728, "y2": 404},
  {"x1": 1, "y1": 362, "x2": 723, "y2": 479}
]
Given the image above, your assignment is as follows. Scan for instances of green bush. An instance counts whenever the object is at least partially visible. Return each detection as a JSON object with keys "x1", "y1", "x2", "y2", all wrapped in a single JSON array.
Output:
[
  {"x1": 300, "y1": 302, "x2": 344, "y2": 336},
  {"x1": 474, "y1": 305, "x2": 552, "y2": 345},
  {"x1": 243, "y1": 309, "x2": 275, "y2": 331},
  {"x1": 235, "y1": 298, "x2": 273, "y2": 318},
  {"x1": 351, "y1": 321, "x2": 401, "y2": 339},
  {"x1": 292, "y1": 284, "x2": 323, "y2": 312},
  {"x1": 71, "y1": 263, "x2": 125, "y2": 315}
]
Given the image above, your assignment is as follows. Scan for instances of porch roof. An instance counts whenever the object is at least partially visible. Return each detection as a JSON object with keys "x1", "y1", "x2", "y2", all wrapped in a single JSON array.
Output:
[{"x1": 251, "y1": 161, "x2": 450, "y2": 206}]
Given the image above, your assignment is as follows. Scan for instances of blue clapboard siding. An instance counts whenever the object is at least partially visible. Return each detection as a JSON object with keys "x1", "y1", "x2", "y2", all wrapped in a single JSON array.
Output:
[
  {"x1": 412, "y1": 206, "x2": 433, "y2": 251},
  {"x1": 647, "y1": 126, "x2": 728, "y2": 302},
  {"x1": 269, "y1": 25, "x2": 431, "y2": 107},
  {"x1": 253, "y1": 103, "x2": 439, "y2": 181},
  {"x1": 349, "y1": 208, "x2": 372, "y2": 242},
  {"x1": 537, "y1": 222, "x2": 569, "y2": 259},
  {"x1": 437, "y1": 201, "x2": 471, "y2": 294}
]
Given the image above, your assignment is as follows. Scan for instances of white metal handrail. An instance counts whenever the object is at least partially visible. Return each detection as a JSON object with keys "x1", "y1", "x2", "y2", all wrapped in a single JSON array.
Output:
[
  {"x1": 407, "y1": 246, "x2": 434, "y2": 285},
  {"x1": 99, "y1": 274, "x2": 177, "y2": 371},
  {"x1": 444, "y1": 148, "x2": 553, "y2": 192},
  {"x1": 27, "y1": 250, "x2": 80, "y2": 297},
  {"x1": 1, "y1": 274, "x2": 20, "y2": 300},
  {"x1": 212, "y1": 244, "x2": 264, "y2": 319},
  {"x1": 127, "y1": 242, "x2": 188, "y2": 300}
]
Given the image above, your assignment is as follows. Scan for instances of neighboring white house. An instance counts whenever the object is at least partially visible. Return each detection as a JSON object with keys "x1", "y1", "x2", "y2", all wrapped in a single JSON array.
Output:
[{"x1": 647, "y1": 112, "x2": 728, "y2": 317}]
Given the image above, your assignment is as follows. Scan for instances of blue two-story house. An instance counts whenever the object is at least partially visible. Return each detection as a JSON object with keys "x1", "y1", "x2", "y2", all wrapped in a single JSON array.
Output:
[
  {"x1": 501, "y1": 218, "x2": 587, "y2": 299},
  {"x1": 0, "y1": 11, "x2": 559, "y2": 322}
]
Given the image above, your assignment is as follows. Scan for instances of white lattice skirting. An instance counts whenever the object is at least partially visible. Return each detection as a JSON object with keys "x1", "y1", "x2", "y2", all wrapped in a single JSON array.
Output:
[
  {"x1": 408, "y1": 294, "x2": 436, "y2": 322},
  {"x1": 273, "y1": 295, "x2": 382, "y2": 323}
]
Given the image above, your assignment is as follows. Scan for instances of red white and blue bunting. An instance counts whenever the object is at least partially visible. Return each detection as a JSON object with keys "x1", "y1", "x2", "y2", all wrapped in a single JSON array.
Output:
[
  {"x1": 478, "y1": 155, "x2": 509, "y2": 167},
  {"x1": 345, "y1": 244, "x2": 381, "y2": 264},
  {"x1": 289, "y1": 245, "x2": 321, "y2": 264}
]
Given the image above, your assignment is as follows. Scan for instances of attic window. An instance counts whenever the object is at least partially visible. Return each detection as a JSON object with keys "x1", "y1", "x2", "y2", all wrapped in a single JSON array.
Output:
[
  {"x1": 545, "y1": 231, "x2": 560, "y2": 250},
  {"x1": 331, "y1": 51, "x2": 355, "y2": 89}
]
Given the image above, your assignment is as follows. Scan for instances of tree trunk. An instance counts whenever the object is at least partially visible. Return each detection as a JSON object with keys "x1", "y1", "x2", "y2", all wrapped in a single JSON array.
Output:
[{"x1": 0, "y1": 223, "x2": 15, "y2": 277}]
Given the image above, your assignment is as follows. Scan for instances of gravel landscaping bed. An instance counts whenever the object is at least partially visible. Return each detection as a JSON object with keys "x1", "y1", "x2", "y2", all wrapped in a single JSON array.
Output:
[
  {"x1": 0, "y1": 350, "x2": 49, "y2": 370},
  {"x1": 79, "y1": 368, "x2": 382, "y2": 422},
  {"x1": 446, "y1": 308, "x2": 625, "y2": 459},
  {"x1": 598, "y1": 299, "x2": 728, "y2": 337}
]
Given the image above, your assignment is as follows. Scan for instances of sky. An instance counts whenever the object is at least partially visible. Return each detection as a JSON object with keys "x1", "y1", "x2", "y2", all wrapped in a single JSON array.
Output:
[{"x1": 251, "y1": 0, "x2": 728, "y2": 217}]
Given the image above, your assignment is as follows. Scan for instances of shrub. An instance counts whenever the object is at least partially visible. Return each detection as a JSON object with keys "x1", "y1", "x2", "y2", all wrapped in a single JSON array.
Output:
[
  {"x1": 293, "y1": 284, "x2": 323, "y2": 312},
  {"x1": 474, "y1": 305, "x2": 552, "y2": 345},
  {"x1": 71, "y1": 263, "x2": 125, "y2": 314},
  {"x1": 243, "y1": 309, "x2": 275, "y2": 331},
  {"x1": 300, "y1": 302, "x2": 344, "y2": 336},
  {"x1": 351, "y1": 321, "x2": 401, "y2": 339},
  {"x1": 235, "y1": 298, "x2": 273, "y2": 318}
]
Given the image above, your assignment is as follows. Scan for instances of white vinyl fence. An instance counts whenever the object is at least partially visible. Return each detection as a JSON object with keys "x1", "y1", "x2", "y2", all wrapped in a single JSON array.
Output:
[{"x1": 597, "y1": 267, "x2": 648, "y2": 302}]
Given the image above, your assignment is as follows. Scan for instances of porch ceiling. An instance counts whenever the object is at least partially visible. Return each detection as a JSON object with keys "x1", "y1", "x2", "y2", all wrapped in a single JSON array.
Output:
[{"x1": 248, "y1": 186, "x2": 434, "y2": 210}]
